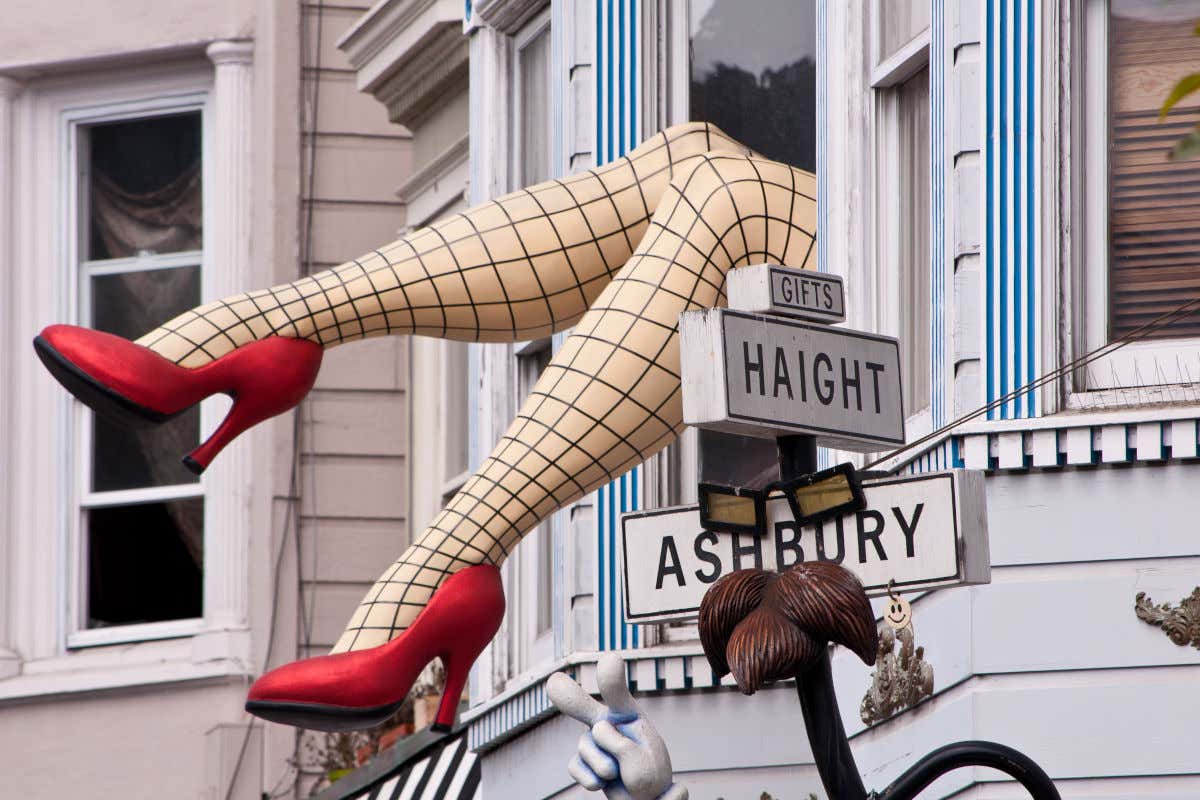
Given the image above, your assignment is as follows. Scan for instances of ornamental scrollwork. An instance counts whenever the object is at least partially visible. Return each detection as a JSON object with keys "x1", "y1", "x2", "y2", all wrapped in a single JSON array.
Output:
[{"x1": 1134, "y1": 588, "x2": 1200, "y2": 649}]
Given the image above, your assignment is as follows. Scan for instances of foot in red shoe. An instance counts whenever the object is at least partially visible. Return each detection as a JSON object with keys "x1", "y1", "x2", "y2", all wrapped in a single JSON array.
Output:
[
  {"x1": 245, "y1": 563, "x2": 505, "y2": 732},
  {"x1": 33, "y1": 325, "x2": 322, "y2": 474}
]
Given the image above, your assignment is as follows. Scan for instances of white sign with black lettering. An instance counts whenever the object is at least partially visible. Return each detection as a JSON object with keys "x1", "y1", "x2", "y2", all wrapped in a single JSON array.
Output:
[
  {"x1": 726, "y1": 264, "x2": 845, "y2": 324},
  {"x1": 680, "y1": 308, "x2": 905, "y2": 452},
  {"x1": 620, "y1": 471, "x2": 990, "y2": 624}
]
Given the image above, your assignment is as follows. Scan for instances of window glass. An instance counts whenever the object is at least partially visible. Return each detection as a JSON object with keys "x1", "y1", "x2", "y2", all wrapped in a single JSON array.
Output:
[
  {"x1": 91, "y1": 267, "x2": 201, "y2": 491},
  {"x1": 86, "y1": 113, "x2": 202, "y2": 261},
  {"x1": 79, "y1": 111, "x2": 205, "y2": 631},
  {"x1": 87, "y1": 499, "x2": 204, "y2": 628},
  {"x1": 517, "y1": 343, "x2": 554, "y2": 636},
  {"x1": 899, "y1": 67, "x2": 931, "y2": 415},
  {"x1": 1108, "y1": 2, "x2": 1200, "y2": 340},
  {"x1": 519, "y1": 26, "x2": 553, "y2": 187},
  {"x1": 689, "y1": 0, "x2": 816, "y2": 171},
  {"x1": 877, "y1": 0, "x2": 931, "y2": 64}
]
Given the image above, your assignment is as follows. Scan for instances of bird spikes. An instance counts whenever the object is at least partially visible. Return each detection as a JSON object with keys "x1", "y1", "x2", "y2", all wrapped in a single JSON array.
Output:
[{"x1": 699, "y1": 562, "x2": 878, "y2": 695}]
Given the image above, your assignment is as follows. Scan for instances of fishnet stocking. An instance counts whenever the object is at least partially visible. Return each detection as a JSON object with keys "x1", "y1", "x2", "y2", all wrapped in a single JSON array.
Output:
[
  {"x1": 333, "y1": 151, "x2": 817, "y2": 652},
  {"x1": 134, "y1": 123, "x2": 749, "y2": 367}
]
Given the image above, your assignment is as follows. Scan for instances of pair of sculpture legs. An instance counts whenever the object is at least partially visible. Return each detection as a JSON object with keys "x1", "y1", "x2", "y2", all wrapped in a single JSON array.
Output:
[{"x1": 132, "y1": 122, "x2": 818, "y2": 653}]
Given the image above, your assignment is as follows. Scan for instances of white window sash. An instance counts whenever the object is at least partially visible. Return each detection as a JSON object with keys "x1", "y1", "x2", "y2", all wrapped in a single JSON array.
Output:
[
  {"x1": 1071, "y1": 0, "x2": 1200, "y2": 400},
  {"x1": 65, "y1": 94, "x2": 211, "y2": 649}
]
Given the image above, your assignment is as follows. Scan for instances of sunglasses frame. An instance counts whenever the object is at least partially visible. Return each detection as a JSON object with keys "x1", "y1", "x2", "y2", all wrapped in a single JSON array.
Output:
[
  {"x1": 697, "y1": 482, "x2": 768, "y2": 535},
  {"x1": 773, "y1": 461, "x2": 867, "y2": 527}
]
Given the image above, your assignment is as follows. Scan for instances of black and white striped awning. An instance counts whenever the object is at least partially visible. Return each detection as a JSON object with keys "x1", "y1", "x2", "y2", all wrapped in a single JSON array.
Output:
[{"x1": 314, "y1": 729, "x2": 480, "y2": 800}]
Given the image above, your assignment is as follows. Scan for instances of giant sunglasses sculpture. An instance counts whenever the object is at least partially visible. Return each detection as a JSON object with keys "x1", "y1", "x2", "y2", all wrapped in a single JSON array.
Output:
[{"x1": 34, "y1": 122, "x2": 820, "y2": 732}]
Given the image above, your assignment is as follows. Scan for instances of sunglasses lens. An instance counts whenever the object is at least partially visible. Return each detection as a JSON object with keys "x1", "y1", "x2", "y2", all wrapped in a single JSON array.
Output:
[
  {"x1": 705, "y1": 492, "x2": 760, "y2": 527},
  {"x1": 790, "y1": 472, "x2": 854, "y2": 518}
]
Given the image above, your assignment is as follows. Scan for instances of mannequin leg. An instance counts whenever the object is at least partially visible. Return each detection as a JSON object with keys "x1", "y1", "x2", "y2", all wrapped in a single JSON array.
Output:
[
  {"x1": 334, "y1": 151, "x2": 817, "y2": 652},
  {"x1": 135, "y1": 123, "x2": 751, "y2": 367}
]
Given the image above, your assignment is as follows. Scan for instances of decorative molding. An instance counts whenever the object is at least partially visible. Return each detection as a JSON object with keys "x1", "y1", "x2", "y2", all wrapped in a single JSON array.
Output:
[
  {"x1": 382, "y1": 30, "x2": 468, "y2": 128},
  {"x1": 204, "y1": 40, "x2": 255, "y2": 628},
  {"x1": 396, "y1": 134, "x2": 469, "y2": 228},
  {"x1": 1135, "y1": 589, "x2": 1200, "y2": 650},
  {"x1": 957, "y1": 418, "x2": 1200, "y2": 471},
  {"x1": 337, "y1": 0, "x2": 468, "y2": 127},
  {"x1": 860, "y1": 625, "x2": 934, "y2": 725},
  {"x1": 472, "y1": 0, "x2": 550, "y2": 35}
]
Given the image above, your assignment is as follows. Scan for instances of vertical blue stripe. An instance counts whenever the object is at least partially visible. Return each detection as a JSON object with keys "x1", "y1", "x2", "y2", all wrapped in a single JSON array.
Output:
[
  {"x1": 985, "y1": 0, "x2": 995, "y2": 418},
  {"x1": 1025, "y1": 0, "x2": 1036, "y2": 418},
  {"x1": 594, "y1": 0, "x2": 642, "y2": 652},
  {"x1": 985, "y1": 0, "x2": 1037, "y2": 419}
]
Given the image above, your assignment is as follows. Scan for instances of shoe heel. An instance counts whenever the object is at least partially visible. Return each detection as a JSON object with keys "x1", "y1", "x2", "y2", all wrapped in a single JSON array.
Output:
[
  {"x1": 431, "y1": 657, "x2": 472, "y2": 732},
  {"x1": 182, "y1": 336, "x2": 323, "y2": 474}
]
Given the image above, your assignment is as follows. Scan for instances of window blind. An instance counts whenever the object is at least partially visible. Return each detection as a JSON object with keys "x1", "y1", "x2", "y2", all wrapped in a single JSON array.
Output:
[{"x1": 1109, "y1": 12, "x2": 1200, "y2": 340}]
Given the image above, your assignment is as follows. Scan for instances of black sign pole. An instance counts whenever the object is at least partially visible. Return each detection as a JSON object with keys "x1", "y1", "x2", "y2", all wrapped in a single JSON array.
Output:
[{"x1": 773, "y1": 439, "x2": 1059, "y2": 800}]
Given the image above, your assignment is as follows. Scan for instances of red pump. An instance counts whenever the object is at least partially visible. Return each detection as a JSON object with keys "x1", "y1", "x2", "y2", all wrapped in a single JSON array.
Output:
[
  {"x1": 245, "y1": 563, "x2": 506, "y2": 732},
  {"x1": 33, "y1": 325, "x2": 323, "y2": 474}
]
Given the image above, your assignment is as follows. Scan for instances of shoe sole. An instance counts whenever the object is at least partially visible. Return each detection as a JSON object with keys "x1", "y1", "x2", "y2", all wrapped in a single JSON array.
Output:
[
  {"x1": 33, "y1": 335, "x2": 178, "y2": 428},
  {"x1": 244, "y1": 699, "x2": 454, "y2": 733}
]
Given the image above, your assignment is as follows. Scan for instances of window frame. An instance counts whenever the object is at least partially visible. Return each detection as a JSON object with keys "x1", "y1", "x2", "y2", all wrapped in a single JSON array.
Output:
[
  {"x1": 869, "y1": 3, "x2": 933, "y2": 441},
  {"x1": 1067, "y1": 0, "x2": 1200, "y2": 407},
  {"x1": 64, "y1": 92, "x2": 213, "y2": 649},
  {"x1": 510, "y1": 7, "x2": 553, "y2": 189}
]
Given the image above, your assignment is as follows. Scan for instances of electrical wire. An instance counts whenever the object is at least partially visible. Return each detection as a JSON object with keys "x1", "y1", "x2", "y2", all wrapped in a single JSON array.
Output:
[{"x1": 863, "y1": 295, "x2": 1200, "y2": 471}]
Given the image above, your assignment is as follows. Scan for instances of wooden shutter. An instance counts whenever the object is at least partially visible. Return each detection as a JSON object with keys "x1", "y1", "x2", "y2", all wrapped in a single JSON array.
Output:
[{"x1": 1110, "y1": 13, "x2": 1200, "y2": 339}]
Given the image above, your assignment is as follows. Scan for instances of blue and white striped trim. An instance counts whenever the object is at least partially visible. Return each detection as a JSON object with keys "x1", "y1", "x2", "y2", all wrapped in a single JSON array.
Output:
[
  {"x1": 593, "y1": 0, "x2": 644, "y2": 653},
  {"x1": 985, "y1": 0, "x2": 1039, "y2": 419},
  {"x1": 595, "y1": 0, "x2": 640, "y2": 165},
  {"x1": 959, "y1": 418, "x2": 1200, "y2": 470}
]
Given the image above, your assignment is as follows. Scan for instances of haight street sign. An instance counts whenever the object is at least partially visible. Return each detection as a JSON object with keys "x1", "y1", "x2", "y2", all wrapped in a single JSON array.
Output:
[
  {"x1": 726, "y1": 264, "x2": 846, "y2": 324},
  {"x1": 620, "y1": 471, "x2": 990, "y2": 624},
  {"x1": 680, "y1": 308, "x2": 905, "y2": 452}
]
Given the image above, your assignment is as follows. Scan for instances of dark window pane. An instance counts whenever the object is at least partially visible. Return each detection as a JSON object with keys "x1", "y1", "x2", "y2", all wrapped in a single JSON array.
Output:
[
  {"x1": 86, "y1": 498, "x2": 203, "y2": 628},
  {"x1": 86, "y1": 112, "x2": 202, "y2": 260},
  {"x1": 689, "y1": 0, "x2": 816, "y2": 170},
  {"x1": 1108, "y1": 4, "x2": 1200, "y2": 340},
  {"x1": 91, "y1": 266, "x2": 201, "y2": 491}
]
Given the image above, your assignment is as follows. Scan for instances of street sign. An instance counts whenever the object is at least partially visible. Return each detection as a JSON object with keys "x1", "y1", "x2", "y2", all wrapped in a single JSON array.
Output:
[
  {"x1": 726, "y1": 264, "x2": 845, "y2": 324},
  {"x1": 680, "y1": 308, "x2": 905, "y2": 452},
  {"x1": 620, "y1": 470, "x2": 989, "y2": 624}
]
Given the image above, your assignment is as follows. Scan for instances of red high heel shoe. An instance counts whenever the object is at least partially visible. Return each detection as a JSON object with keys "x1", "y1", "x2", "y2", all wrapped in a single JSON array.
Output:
[
  {"x1": 32, "y1": 324, "x2": 323, "y2": 475},
  {"x1": 245, "y1": 563, "x2": 505, "y2": 732}
]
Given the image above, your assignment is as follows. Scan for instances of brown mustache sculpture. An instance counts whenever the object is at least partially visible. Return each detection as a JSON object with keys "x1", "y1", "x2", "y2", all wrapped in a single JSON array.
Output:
[{"x1": 699, "y1": 562, "x2": 879, "y2": 693}]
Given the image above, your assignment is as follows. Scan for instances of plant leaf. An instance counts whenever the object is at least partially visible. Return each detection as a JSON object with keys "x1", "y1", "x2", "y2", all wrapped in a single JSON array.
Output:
[
  {"x1": 1170, "y1": 127, "x2": 1200, "y2": 161},
  {"x1": 1161, "y1": 73, "x2": 1200, "y2": 119}
]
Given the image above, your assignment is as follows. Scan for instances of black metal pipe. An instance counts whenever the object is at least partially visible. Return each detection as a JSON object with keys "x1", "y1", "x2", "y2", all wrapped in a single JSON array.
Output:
[
  {"x1": 878, "y1": 740, "x2": 1061, "y2": 800},
  {"x1": 794, "y1": 650, "x2": 869, "y2": 800}
]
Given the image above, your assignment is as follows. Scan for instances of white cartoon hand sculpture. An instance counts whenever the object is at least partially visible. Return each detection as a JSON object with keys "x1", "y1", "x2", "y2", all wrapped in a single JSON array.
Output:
[{"x1": 547, "y1": 653, "x2": 687, "y2": 800}]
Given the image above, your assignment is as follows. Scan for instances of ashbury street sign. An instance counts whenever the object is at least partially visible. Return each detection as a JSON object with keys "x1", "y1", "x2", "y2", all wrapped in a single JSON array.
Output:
[
  {"x1": 620, "y1": 471, "x2": 990, "y2": 624},
  {"x1": 680, "y1": 308, "x2": 905, "y2": 452}
]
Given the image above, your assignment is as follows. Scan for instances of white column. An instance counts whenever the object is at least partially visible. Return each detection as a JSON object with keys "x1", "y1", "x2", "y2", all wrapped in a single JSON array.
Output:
[
  {"x1": 202, "y1": 41, "x2": 255, "y2": 631},
  {"x1": 0, "y1": 75, "x2": 22, "y2": 676}
]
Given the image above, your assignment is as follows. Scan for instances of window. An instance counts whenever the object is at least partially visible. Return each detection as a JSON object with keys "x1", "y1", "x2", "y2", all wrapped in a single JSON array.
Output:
[
  {"x1": 72, "y1": 108, "x2": 207, "y2": 644},
  {"x1": 507, "y1": 338, "x2": 554, "y2": 673},
  {"x1": 441, "y1": 341, "x2": 471, "y2": 507},
  {"x1": 1077, "y1": 0, "x2": 1200, "y2": 395},
  {"x1": 688, "y1": 0, "x2": 817, "y2": 170},
  {"x1": 513, "y1": 9, "x2": 552, "y2": 187},
  {"x1": 871, "y1": 1, "x2": 931, "y2": 426}
]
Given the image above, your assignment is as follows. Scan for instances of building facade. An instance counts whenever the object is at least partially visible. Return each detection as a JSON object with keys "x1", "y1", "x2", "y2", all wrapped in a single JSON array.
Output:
[
  {"x1": 332, "y1": 0, "x2": 1200, "y2": 798},
  {"x1": 0, "y1": 1, "x2": 417, "y2": 797}
]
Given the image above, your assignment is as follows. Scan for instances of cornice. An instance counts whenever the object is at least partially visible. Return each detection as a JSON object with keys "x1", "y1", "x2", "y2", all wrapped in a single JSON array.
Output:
[
  {"x1": 472, "y1": 0, "x2": 549, "y2": 35},
  {"x1": 396, "y1": 134, "x2": 469, "y2": 202},
  {"x1": 337, "y1": 0, "x2": 465, "y2": 95},
  {"x1": 379, "y1": 28, "x2": 468, "y2": 127}
]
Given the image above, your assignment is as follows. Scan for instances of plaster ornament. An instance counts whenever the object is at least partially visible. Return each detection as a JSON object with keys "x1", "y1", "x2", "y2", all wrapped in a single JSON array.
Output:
[
  {"x1": 859, "y1": 625, "x2": 934, "y2": 726},
  {"x1": 33, "y1": 122, "x2": 818, "y2": 729},
  {"x1": 1134, "y1": 588, "x2": 1200, "y2": 649}
]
